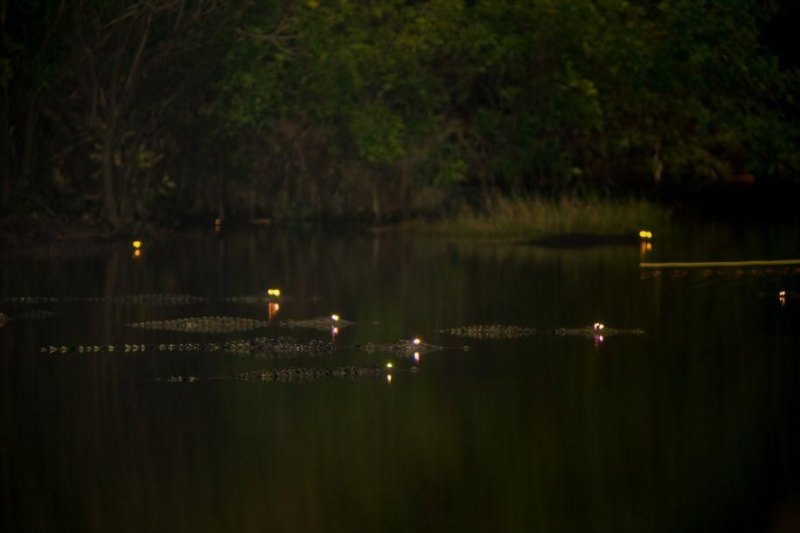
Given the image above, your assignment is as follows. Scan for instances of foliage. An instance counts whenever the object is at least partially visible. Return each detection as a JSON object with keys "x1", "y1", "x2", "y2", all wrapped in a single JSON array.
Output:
[
  {"x1": 214, "y1": 0, "x2": 800, "y2": 211},
  {"x1": 425, "y1": 195, "x2": 672, "y2": 240},
  {"x1": 1, "y1": 0, "x2": 798, "y2": 226}
]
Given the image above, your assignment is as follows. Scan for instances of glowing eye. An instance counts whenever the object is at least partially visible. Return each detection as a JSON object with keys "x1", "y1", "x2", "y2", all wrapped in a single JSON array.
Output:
[
  {"x1": 593, "y1": 322, "x2": 605, "y2": 331},
  {"x1": 331, "y1": 314, "x2": 340, "y2": 322},
  {"x1": 132, "y1": 240, "x2": 142, "y2": 249},
  {"x1": 413, "y1": 338, "x2": 421, "y2": 345},
  {"x1": 267, "y1": 288, "x2": 281, "y2": 297},
  {"x1": 779, "y1": 290, "x2": 786, "y2": 297},
  {"x1": 386, "y1": 362, "x2": 393, "y2": 369},
  {"x1": 638, "y1": 230, "x2": 648, "y2": 239}
]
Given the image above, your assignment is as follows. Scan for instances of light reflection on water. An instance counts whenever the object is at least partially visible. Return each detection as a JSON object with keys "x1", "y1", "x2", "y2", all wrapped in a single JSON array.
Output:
[{"x1": 1, "y1": 223, "x2": 799, "y2": 533}]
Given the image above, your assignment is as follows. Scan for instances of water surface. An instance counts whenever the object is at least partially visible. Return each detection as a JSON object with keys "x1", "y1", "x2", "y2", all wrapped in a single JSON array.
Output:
[{"x1": 2, "y1": 223, "x2": 799, "y2": 532}]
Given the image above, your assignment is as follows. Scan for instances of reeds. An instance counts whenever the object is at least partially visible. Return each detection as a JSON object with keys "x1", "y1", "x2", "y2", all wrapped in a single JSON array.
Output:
[{"x1": 426, "y1": 195, "x2": 670, "y2": 240}]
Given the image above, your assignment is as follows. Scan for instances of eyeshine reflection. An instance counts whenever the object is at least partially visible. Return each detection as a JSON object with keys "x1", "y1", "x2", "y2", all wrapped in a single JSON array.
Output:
[{"x1": 594, "y1": 334, "x2": 604, "y2": 347}]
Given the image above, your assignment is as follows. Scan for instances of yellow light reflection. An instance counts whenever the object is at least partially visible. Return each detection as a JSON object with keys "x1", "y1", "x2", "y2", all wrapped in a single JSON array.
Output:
[
  {"x1": 331, "y1": 326, "x2": 339, "y2": 342},
  {"x1": 267, "y1": 288, "x2": 281, "y2": 297},
  {"x1": 386, "y1": 374, "x2": 392, "y2": 384},
  {"x1": 268, "y1": 302, "x2": 280, "y2": 321},
  {"x1": 132, "y1": 249, "x2": 142, "y2": 259},
  {"x1": 779, "y1": 290, "x2": 787, "y2": 306},
  {"x1": 414, "y1": 352, "x2": 420, "y2": 363}
]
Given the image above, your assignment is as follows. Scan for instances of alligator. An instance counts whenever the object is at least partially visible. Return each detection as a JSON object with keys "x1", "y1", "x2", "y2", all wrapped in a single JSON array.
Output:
[
  {"x1": 38, "y1": 335, "x2": 471, "y2": 358},
  {"x1": 40, "y1": 336, "x2": 336, "y2": 356},
  {"x1": 0, "y1": 309, "x2": 55, "y2": 324},
  {"x1": 279, "y1": 315, "x2": 355, "y2": 331},
  {"x1": 358, "y1": 337, "x2": 469, "y2": 355},
  {"x1": 523, "y1": 231, "x2": 652, "y2": 249},
  {"x1": 2, "y1": 296, "x2": 61, "y2": 304},
  {"x1": 440, "y1": 323, "x2": 644, "y2": 340},
  {"x1": 223, "y1": 294, "x2": 323, "y2": 304},
  {"x1": 640, "y1": 266, "x2": 800, "y2": 281},
  {"x1": 157, "y1": 365, "x2": 402, "y2": 384},
  {"x1": 237, "y1": 365, "x2": 393, "y2": 383},
  {"x1": 3, "y1": 294, "x2": 208, "y2": 305},
  {"x1": 440, "y1": 324, "x2": 537, "y2": 339},
  {"x1": 554, "y1": 323, "x2": 645, "y2": 338},
  {"x1": 128, "y1": 315, "x2": 272, "y2": 333},
  {"x1": 2, "y1": 293, "x2": 325, "y2": 306},
  {"x1": 127, "y1": 314, "x2": 359, "y2": 334}
]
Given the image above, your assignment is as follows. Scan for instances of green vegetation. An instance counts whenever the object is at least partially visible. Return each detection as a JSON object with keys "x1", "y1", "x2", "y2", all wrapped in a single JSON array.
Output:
[
  {"x1": 422, "y1": 195, "x2": 670, "y2": 240},
  {"x1": 1, "y1": 0, "x2": 798, "y2": 230}
]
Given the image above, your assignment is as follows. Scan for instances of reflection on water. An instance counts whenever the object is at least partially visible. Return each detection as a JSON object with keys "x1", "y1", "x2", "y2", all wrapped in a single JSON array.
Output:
[{"x1": 1, "y1": 223, "x2": 800, "y2": 532}]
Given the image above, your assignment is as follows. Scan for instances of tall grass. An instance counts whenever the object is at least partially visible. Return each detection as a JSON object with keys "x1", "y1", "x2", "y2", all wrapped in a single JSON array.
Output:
[{"x1": 427, "y1": 195, "x2": 670, "y2": 240}]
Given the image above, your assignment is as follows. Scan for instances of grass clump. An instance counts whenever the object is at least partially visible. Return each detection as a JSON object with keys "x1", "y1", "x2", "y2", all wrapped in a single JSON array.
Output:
[{"x1": 428, "y1": 195, "x2": 670, "y2": 240}]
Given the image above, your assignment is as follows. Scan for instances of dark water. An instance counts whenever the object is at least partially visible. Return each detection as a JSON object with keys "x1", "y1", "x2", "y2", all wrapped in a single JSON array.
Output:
[{"x1": 2, "y1": 224, "x2": 800, "y2": 533}]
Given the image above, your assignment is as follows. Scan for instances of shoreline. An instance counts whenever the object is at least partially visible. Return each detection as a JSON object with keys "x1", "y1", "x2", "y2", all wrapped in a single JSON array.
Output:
[{"x1": 2, "y1": 190, "x2": 798, "y2": 254}]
